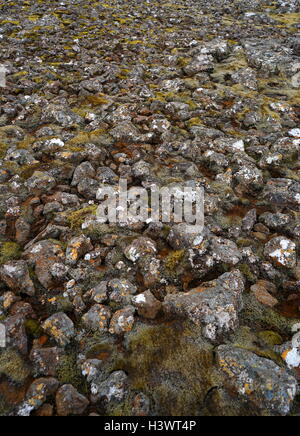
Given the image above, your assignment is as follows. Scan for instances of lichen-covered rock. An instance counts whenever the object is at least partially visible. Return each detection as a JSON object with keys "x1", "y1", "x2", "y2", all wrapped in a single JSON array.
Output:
[
  {"x1": 210, "y1": 237, "x2": 242, "y2": 266},
  {"x1": 1, "y1": 0, "x2": 300, "y2": 417},
  {"x1": 30, "y1": 347, "x2": 63, "y2": 377},
  {"x1": 65, "y1": 235, "x2": 93, "y2": 266},
  {"x1": 124, "y1": 237, "x2": 157, "y2": 263},
  {"x1": 216, "y1": 345, "x2": 297, "y2": 416},
  {"x1": 42, "y1": 313, "x2": 75, "y2": 347},
  {"x1": 25, "y1": 171, "x2": 56, "y2": 195},
  {"x1": 81, "y1": 304, "x2": 111, "y2": 332},
  {"x1": 184, "y1": 54, "x2": 214, "y2": 76},
  {"x1": 3, "y1": 315, "x2": 28, "y2": 355},
  {"x1": 264, "y1": 237, "x2": 297, "y2": 269},
  {"x1": 109, "y1": 306, "x2": 135, "y2": 335},
  {"x1": 91, "y1": 370, "x2": 128, "y2": 404},
  {"x1": 18, "y1": 378, "x2": 59, "y2": 416},
  {"x1": 262, "y1": 179, "x2": 300, "y2": 210},
  {"x1": 71, "y1": 162, "x2": 95, "y2": 187},
  {"x1": 24, "y1": 240, "x2": 65, "y2": 289},
  {"x1": 167, "y1": 223, "x2": 204, "y2": 250},
  {"x1": 242, "y1": 209, "x2": 257, "y2": 233},
  {"x1": 108, "y1": 279, "x2": 138, "y2": 306},
  {"x1": 163, "y1": 270, "x2": 245, "y2": 342},
  {"x1": 132, "y1": 291, "x2": 162, "y2": 319},
  {"x1": 0, "y1": 260, "x2": 35, "y2": 296},
  {"x1": 56, "y1": 384, "x2": 89, "y2": 416},
  {"x1": 84, "y1": 281, "x2": 108, "y2": 304},
  {"x1": 132, "y1": 392, "x2": 150, "y2": 416}
]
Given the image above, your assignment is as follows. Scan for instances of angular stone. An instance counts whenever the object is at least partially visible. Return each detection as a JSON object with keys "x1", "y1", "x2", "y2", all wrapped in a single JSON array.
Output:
[
  {"x1": 163, "y1": 270, "x2": 245, "y2": 342},
  {"x1": 82, "y1": 304, "x2": 111, "y2": 332},
  {"x1": 25, "y1": 171, "x2": 56, "y2": 195},
  {"x1": 65, "y1": 235, "x2": 93, "y2": 266},
  {"x1": 250, "y1": 283, "x2": 279, "y2": 308},
  {"x1": 216, "y1": 345, "x2": 297, "y2": 416},
  {"x1": 132, "y1": 291, "x2": 162, "y2": 319},
  {"x1": 56, "y1": 384, "x2": 89, "y2": 416},
  {"x1": 108, "y1": 279, "x2": 137, "y2": 306},
  {"x1": 91, "y1": 370, "x2": 128, "y2": 403},
  {"x1": 0, "y1": 260, "x2": 35, "y2": 296},
  {"x1": 30, "y1": 347, "x2": 63, "y2": 377},
  {"x1": 109, "y1": 306, "x2": 135, "y2": 335},
  {"x1": 124, "y1": 237, "x2": 157, "y2": 263},
  {"x1": 42, "y1": 313, "x2": 75, "y2": 347},
  {"x1": 262, "y1": 179, "x2": 300, "y2": 210},
  {"x1": 18, "y1": 377, "x2": 59, "y2": 416},
  {"x1": 264, "y1": 237, "x2": 296, "y2": 269}
]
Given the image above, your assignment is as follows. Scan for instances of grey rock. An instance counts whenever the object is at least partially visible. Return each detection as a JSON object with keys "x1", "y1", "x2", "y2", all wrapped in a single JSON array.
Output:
[
  {"x1": 82, "y1": 304, "x2": 111, "y2": 332},
  {"x1": 109, "y1": 306, "x2": 136, "y2": 335},
  {"x1": 56, "y1": 384, "x2": 89, "y2": 416},
  {"x1": 91, "y1": 370, "x2": 128, "y2": 404},
  {"x1": 124, "y1": 237, "x2": 157, "y2": 262},
  {"x1": 42, "y1": 313, "x2": 75, "y2": 347},
  {"x1": 262, "y1": 179, "x2": 300, "y2": 210},
  {"x1": 30, "y1": 347, "x2": 63, "y2": 377},
  {"x1": 71, "y1": 162, "x2": 95, "y2": 187},
  {"x1": 216, "y1": 345, "x2": 297, "y2": 416},
  {"x1": 264, "y1": 236, "x2": 296, "y2": 269},
  {"x1": 108, "y1": 279, "x2": 138, "y2": 306},
  {"x1": 163, "y1": 270, "x2": 245, "y2": 342},
  {"x1": 25, "y1": 171, "x2": 56, "y2": 194},
  {"x1": 132, "y1": 290, "x2": 162, "y2": 319},
  {"x1": 0, "y1": 260, "x2": 35, "y2": 296},
  {"x1": 18, "y1": 377, "x2": 59, "y2": 416}
]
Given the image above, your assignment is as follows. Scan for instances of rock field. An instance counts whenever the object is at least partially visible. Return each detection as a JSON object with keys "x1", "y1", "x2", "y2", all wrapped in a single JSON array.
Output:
[{"x1": 0, "y1": 0, "x2": 300, "y2": 416}]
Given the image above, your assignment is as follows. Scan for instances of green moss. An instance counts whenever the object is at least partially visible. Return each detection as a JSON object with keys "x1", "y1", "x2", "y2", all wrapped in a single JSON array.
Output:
[
  {"x1": 187, "y1": 117, "x2": 203, "y2": 128},
  {"x1": 233, "y1": 326, "x2": 284, "y2": 366},
  {"x1": 120, "y1": 322, "x2": 214, "y2": 416},
  {"x1": 67, "y1": 205, "x2": 97, "y2": 230},
  {"x1": 57, "y1": 352, "x2": 88, "y2": 395},
  {"x1": 24, "y1": 319, "x2": 42, "y2": 339},
  {"x1": 84, "y1": 95, "x2": 109, "y2": 106},
  {"x1": 0, "y1": 142, "x2": 9, "y2": 159},
  {"x1": 164, "y1": 250, "x2": 185, "y2": 271},
  {"x1": 0, "y1": 348, "x2": 30, "y2": 384},
  {"x1": 0, "y1": 395, "x2": 10, "y2": 416},
  {"x1": 237, "y1": 238, "x2": 255, "y2": 248},
  {"x1": 0, "y1": 242, "x2": 22, "y2": 266},
  {"x1": 238, "y1": 264, "x2": 257, "y2": 284},
  {"x1": 108, "y1": 399, "x2": 133, "y2": 416},
  {"x1": 242, "y1": 294, "x2": 298, "y2": 335},
  {"x1": 258, "y1": 331, "x2": 283, "y2": 347},
  {"x1": 66, "y1": 132, "x2": 91, "y2": 146}
]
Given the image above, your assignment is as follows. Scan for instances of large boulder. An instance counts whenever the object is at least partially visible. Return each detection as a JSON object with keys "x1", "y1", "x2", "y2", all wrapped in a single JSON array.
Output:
[
  {"x1": 216, "y1": 345, "x2": 297, "y2": 416},
  {"x1": 163, "y1": 270, "x2": 245, "y2": 342}
]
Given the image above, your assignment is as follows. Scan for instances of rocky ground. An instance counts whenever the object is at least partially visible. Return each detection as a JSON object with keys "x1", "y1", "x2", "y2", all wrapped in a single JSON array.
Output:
[{"x1": 0, "y1": 0, "x2": 299, "y2": 417}]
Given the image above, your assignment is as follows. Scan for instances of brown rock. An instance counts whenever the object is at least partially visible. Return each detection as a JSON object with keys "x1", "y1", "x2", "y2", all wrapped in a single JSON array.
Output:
[
  {"x1": 56, "y1": 384, "x2": 89, "y2": 416},
  {"x1": 30, "y1": 347, "x2": 63, "y2": 377},
  {"x1": 132, "y1": 291, "x2": 162, "y2": 319},
  {"x1": 251, "y1": 283, "x2": 279, "y2": 308},
  {"x1": 0, "y1": 260, "x2": 35, "y2": 296},
  {"x1": 35, "y1": 403, "x2": 54, "y2": 416}
]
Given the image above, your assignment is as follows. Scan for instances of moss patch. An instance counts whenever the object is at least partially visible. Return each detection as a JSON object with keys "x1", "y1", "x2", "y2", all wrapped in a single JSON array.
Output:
[
  {"x1": 57, "y1": 351, "x2": 88, "y2": 395},
  {"x1": 121, "y1": 322, "x2": 214, "y2": 416},
  {"x1": 67, "y1": 205, "x2": 97, "y2": 230},
  {"x1": 0, "y1": 348, "x2": 31, "y2": 384},
  {"x1": 0, "y1": 242, "x2": 22, "y2": 266}
]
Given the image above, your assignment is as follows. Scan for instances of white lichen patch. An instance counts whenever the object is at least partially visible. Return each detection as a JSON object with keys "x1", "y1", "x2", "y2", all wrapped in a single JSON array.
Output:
[{"x1": 267, "y1": 237, "x2": 296, "y2": 268}]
